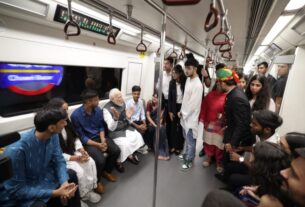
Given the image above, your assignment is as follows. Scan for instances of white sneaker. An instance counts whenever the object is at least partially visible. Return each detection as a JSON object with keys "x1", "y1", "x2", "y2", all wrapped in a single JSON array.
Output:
[
  {"x1": 181, "y1": 161, "x2": 193, "y2": 170},
  {"x1": 81, "y1": 201, "x2": 89, "y2": 207},
  {"x1": 83, "y1": 191, "x2": 102, "y2": 203},
  {"x1": 178, "y1": 154, "x2": 184, "y2": 161}
]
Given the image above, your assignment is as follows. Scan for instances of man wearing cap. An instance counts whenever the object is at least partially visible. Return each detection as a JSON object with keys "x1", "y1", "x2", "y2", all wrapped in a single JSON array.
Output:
[
  {"x1": 178, "y1": 53, "x2": 203, "y2": 170},
  {"x1": 215, "y1": 67, "x2": 254, "y2": 180}
]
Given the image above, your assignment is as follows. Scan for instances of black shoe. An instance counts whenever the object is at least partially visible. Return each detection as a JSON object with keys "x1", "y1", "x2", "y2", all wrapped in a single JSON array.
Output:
[
  {"x1": 214, "y1": 173, "x2": 227, "y2": 183},
  {"x1": 115, "y1": 163, "x2": 125, "y2": 173},
  {"x1": 199, "y1": 149, "x2": 205, "y2": 157},
  {"x1": 128, "y1": 155, "x2": 139, "y2": 165}
]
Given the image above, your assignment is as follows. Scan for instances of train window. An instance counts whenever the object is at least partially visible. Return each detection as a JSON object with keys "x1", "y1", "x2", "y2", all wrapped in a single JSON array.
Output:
[{"x1": 0, "y1": 63, "x2": 122, "y2": 117}]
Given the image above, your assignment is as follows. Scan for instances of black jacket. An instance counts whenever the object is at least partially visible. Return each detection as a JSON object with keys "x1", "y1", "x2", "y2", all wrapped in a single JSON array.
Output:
[
  {"x1": 168, "y1": 79, "x2": 185, "y2": 114},
  {"x1": 223, "y1": 87, "x2": 255, "y2": 147}
]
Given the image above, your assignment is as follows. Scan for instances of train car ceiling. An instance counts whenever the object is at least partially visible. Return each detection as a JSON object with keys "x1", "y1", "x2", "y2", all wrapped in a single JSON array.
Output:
[
  {"x1": 244, "y1": 0, "x2": 305, "y2": 73},
  {"x1": 0, "y1": 0, "x2": 304, "y2": 69}
]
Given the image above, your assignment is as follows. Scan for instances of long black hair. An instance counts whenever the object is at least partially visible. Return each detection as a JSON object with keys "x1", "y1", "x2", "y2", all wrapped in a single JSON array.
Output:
[
  {"x1": 46, "y1": 98, "x2": 78, "y2": 155},
  {"x1": 245, "y1": 74, "x2": 271, "y2": 111},
  {"x1": 173, "y1": 64, "x2": 186, "y2": 94},
  {"x1": 251, "y1": 142, "x2": 290, "y2": 199}
]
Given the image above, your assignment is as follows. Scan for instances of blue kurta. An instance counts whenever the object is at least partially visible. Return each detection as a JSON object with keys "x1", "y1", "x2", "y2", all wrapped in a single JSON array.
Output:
[{"x1": 3, "y1": 129, "x2": 68, "y2": 207}]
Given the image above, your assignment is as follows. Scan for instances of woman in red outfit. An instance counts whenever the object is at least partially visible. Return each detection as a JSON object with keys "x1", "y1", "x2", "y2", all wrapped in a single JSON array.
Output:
[{"x1": 199, "y1": 82, "x2": 226, "y2": 173}]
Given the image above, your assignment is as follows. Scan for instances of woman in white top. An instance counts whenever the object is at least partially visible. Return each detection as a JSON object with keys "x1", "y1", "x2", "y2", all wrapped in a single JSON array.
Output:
[
  {"x1": 47, "y1": 98, "x2": 101, "y2": 205},
  {"x1": 245, "y1": 74, "x2": 275, "y2": 112}
]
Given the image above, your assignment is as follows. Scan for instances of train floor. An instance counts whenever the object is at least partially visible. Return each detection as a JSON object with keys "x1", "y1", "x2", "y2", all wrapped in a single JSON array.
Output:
[{"x1": 91, "y1": 139, "x2": 224, "y2": 207}]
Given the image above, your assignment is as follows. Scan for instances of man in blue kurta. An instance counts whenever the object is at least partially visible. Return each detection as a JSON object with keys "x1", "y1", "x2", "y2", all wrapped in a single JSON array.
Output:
[{"x1": 3, "y1": 108, "x2": 81, "y2": 207}]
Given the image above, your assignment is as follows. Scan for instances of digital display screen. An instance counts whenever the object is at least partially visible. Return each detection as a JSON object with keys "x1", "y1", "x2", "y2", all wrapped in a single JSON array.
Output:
[
  {"x1": 53, "y1": 5, "x2": 120, "y2": 37},
  {"x1": 0, "y1": 63, "x2": 63, "y2": 96}
]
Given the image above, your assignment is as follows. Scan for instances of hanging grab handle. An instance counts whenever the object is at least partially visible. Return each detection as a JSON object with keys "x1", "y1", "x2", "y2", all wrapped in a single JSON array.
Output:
[
  {"x1": 107, "y1": 9, "x2": 116, "y2": 45},
  {"x1": 136, "y1": 26, "x2": 147, "y2": 52},
  {"x1": 221, "y1": 51, "x2": 232, "y2": 60},
  {"x1": 170, "y1": 43, "x2": 178, "y2": 59},
  {"x1": 64, "y1": 0, "x2": 81, "y2": 37},
  {"x1": 219, "y1": 43, "x2": 231, "y2": 52},
  {"x1": 212, "y1": 15, "x2": 230, "y2": 45},
  {"x1": 204, "y1": 0, "x2": 219, "y2": 32}
]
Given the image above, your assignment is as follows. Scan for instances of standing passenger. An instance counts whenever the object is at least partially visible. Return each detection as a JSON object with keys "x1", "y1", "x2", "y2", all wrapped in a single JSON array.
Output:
[
  {"x1": 4, "y1": 108, "x2": 81, "y2": 207},
  {"x1": 199, "y1": 81, "x2": 226, "y2": 173},
  {"x1": 257, "y1": 61, "x2": 276, "y2": 91},
  {"x1": 237, "y1": 72, "x2": 248, "y2": 91},
  {"x1": 156, "y1": 57, "x2": 174, "y2": 152},
  {"x1": 178, "y1": 53, "x2": 203, "y2": 170},
  {"x1": 71, "y1": 89, "x2": 120, "y2": 188},
  {"x1": 273, "y1": 64, "x2": 290, "y2": 113},
  {"x1": 215, "y1": 67, "x2": 254, "y2": 180},
  {"x1": 245, "y1": 74, "x2": 275, "y2": 112},
  {"x1": 168, "y1": 64, "x2": 186, "y2": 155}
]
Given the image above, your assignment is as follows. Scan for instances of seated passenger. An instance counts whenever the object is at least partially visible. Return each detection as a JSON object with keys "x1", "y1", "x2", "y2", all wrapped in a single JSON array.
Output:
[
  {"x1": 3, "y1": 108, "x2": 81, "y2": 207},
  {"x1": 103, "y1": 88, "x2": 145, "y2": 166},
  {"x1": 47, "y1": 98, "x2": 101, "y2": 203},
  {"x1": 71, "y1": 89, "x2": 120, "y2": 187},
  {"x1": 146, "y1": 93, "x2": 170, "y2": 160},
  {"x1": 126, "y1": 85, "x2": 147, "y2": 135},
  {"x1": 125, "y1": 85, "x2": 148, "y2": 154}
]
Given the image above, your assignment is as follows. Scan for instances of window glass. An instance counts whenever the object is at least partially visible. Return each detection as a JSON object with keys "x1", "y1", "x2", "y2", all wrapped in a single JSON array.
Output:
[{"x1": 0, "y1": 63, "x2": 122, "y2": 117}]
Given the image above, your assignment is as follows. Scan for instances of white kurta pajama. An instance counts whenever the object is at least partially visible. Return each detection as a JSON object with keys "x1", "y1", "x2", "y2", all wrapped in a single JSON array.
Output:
[
  {"x1": 61, "y1": 129, "x2": 98, "y2": 198},
  {"x1": 103, "y1": 109, "x2": 144, "y2": 162},
  {"x1": 180, "y1": 76, "x2": 204, "y2": 139}
]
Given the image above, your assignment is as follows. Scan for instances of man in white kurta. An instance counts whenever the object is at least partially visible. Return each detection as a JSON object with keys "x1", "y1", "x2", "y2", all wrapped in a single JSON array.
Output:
[
  {"x1": 179, "y1": 54, "x2": 203, "y2": 170},
  {"x1": 103, "y1": 89, "x2": 144, "y2": 163}
]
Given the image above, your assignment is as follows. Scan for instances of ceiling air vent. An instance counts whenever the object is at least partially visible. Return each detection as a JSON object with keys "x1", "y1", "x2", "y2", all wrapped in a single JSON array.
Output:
[
  {"x1": 292, "y1": 14, "x2": 305, "y2": 36},
  {"x1": 263, "y1": 43, "x2": 282, "y2": 57}
]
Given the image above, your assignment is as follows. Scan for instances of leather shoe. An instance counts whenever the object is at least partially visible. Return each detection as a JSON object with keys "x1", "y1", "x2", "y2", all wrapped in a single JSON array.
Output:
[
  {"x1": 94, "y1": 182, "x2": 105, "y2": 194},
  {"x1": 128, "y1": 155, "x2": 139, "y2": 165},
  {"x1": 115, "y1": 163, "x2": 125, "y2": 173},
  {"x1": 102, "y1": 171, "x2": 118, "y2": 182}
]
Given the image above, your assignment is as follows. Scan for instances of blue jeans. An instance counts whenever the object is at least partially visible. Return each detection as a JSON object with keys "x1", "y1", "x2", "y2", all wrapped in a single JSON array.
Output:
[{"x1": 183, "y1": 129, "x2": 196, "y2": 161}]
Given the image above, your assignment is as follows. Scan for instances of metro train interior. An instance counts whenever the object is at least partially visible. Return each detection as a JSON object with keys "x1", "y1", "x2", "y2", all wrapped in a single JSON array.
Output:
[{"x1": 0, "y1": 0, "x2": 305, "y2": 207}]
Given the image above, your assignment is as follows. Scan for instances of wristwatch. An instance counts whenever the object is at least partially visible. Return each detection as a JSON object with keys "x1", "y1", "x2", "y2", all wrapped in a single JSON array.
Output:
[{"x1": 239, "y1": 156, "x2": 245, "y2": 163}]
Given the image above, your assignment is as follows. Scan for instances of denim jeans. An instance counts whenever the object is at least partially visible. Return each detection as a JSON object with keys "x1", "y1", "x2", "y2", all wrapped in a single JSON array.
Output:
[{"x1": 183, "y1": 129, "x2": 196, "y2": 161}]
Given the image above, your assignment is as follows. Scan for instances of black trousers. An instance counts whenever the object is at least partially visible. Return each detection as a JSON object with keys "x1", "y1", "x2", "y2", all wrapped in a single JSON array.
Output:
[
  {"x1": 169, "y1": 104, "x2": 184, "y2": 151},
  {"x1": 85, "y1": 138, "x2": 120, "y2": 181},
  {"x1": 144, "y1": 125, "x2": 155, "y2": 149},
  {"x1": 31, "y1": 169, "x2": 81, "y2": 207},
  {"x1": 163, "y1": 100, "x2": 172, "y2": 149}
]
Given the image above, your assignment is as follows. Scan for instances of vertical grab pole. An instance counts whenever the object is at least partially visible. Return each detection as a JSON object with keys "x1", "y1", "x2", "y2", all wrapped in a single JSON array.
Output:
[{"x1": 152, "y1": 8, "x2": 167, "y2": 207}]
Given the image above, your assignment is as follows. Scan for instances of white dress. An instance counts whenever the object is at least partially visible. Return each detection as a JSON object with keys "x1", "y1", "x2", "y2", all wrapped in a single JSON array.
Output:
[
  {"x1": 62, "y1": 129, "x2": 98, "y2": 198},
  {"x1": 103, "y1": 109, "x2": 145, "y2": 162}
]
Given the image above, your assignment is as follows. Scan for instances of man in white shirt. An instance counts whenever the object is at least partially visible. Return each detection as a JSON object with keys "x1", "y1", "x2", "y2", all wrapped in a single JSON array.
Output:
[
  {"x1": 178, "y1": 53, "x2": 203, "y2": 170},
  {"x1": 156, "y1": 57, "x2": 174, "y2": 101}
]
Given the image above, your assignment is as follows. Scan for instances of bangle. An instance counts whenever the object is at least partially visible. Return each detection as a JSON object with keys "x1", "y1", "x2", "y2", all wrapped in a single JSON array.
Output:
[{"x1": 203, "y1": 76, "x2": 209, "y2": 79}]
